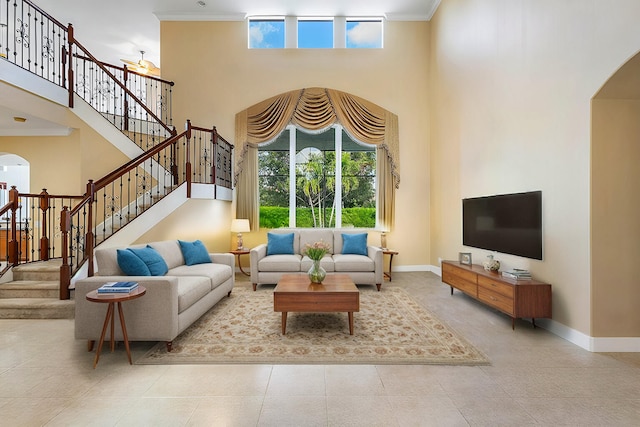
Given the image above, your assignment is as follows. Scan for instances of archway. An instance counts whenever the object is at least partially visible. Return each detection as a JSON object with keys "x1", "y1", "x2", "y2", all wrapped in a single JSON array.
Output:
[
  {"x1": 0, "y1": 153, "x2": 30, "y2": 208},
  {"x1": 591, "y1": 50, "x2": 640, "y2": 338}
]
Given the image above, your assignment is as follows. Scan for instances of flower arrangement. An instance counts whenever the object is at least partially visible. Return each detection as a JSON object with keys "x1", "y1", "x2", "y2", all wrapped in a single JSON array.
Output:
[{"x1": 302, "y1": 240, "x2": 331, "y2": 261}]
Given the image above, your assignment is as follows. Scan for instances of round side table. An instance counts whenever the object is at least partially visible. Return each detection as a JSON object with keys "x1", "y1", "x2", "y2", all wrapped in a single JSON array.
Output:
[
  {"x1": 85, "y1": 285, "x2": 146, "y2": 368},
  {"x1": 230, "y1": 249, "x2": 251, "y2": 276},
  {"x1": 382, "y1": 250, "x2": 399, "y2": 281}
]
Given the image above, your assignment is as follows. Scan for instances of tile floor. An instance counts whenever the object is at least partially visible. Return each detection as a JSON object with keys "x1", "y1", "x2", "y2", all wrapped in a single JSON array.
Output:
[{"x1": 1, "y1": 271, "x2": 639, "y2": 426}]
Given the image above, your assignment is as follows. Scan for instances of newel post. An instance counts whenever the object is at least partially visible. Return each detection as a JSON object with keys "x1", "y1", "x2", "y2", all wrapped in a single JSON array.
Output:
[
  {"x1": 8, "y1": 186, "x2": 19, "y2": 266},
  {"x1": 59, "y1": 206, "x2": 71, "y2": 300},
  {"x1": 186, "y1": 120, "x2": 192, "y2": 198},
  {"x1": 67, "y1": 24, "x2": 74, "y2": 108},
  {"x1": 39, "y1": 189, "x2": 50, "y2": 261},
  {"x1": 86, "y1": 180, "x2": 95, "y2": 277}
]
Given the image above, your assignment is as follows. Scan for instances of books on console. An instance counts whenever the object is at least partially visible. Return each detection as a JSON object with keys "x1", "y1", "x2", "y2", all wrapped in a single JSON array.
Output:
[
  {"x1": 501, "y1": 269, "x2": 532, "y2": 280},
  {"x1": 97, "y1": 281, "x2": 139, "y2": 293}
]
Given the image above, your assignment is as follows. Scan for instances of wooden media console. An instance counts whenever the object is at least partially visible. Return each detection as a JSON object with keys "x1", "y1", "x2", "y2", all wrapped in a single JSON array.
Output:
[{"x1": 442, "y1": 260, "x2": 551, "y2": 329}]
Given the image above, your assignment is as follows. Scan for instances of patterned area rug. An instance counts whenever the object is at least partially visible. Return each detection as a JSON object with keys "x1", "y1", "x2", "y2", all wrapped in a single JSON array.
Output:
[{"x1": 137, "y1": 286, "x2": 489, "y2": 365}]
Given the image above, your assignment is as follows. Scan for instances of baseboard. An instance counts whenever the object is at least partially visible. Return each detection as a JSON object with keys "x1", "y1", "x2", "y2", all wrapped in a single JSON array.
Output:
[{"x1": 428, "y1": 264, "x2": 640, "y2": 353}]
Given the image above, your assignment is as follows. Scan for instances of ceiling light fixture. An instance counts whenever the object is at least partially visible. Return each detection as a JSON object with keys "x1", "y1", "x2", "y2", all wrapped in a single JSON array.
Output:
[
  {"x1": 13, "y1": 117, "x2": 26, "y2": 123},
  {"x1": 121, "y1": 50, "x2": 160, "y2": 77}
]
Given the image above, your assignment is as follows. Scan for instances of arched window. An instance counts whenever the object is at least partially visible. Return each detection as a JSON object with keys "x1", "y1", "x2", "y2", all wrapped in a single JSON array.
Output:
[{"x1": 235, "y1": 87, "x2": 400, "y2": 231}]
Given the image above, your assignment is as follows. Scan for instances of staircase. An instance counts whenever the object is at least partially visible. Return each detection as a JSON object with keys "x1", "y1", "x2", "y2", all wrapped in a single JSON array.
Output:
[{"x1": 0, "y1": 260, "x2": 75, "y2": 319}]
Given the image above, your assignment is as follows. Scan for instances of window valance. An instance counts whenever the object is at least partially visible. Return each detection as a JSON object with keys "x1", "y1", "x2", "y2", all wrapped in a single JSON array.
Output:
[{"x1": 235, "y1": 87, "x2": 400, "y2": 231}]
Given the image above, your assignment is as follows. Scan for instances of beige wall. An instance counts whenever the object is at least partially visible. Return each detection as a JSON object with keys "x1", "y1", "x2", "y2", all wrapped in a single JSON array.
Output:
[
  {"x1": 135, "y1": 199, "x2": 233, "y2": 253},
  {"x1": 160, "y1": 20, "x2": 431, "y2": 267},
  {"x1": 429, "y1": 0, "x2": 640, "y2": 335}
]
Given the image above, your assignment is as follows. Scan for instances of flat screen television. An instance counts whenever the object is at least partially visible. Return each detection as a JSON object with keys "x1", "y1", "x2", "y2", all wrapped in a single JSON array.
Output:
[{"x1": 462, "y1": 191, "x2": 543, "y2": 260}]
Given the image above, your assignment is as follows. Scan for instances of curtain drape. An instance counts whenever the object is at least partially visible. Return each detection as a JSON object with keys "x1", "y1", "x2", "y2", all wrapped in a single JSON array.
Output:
[{"x1": 234, "y1": 87, "x2": 400, "y2": 231}]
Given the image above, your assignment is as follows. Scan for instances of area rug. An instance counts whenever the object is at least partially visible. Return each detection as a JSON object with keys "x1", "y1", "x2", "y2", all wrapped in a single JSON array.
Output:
[{"x1": 137, "y1": 286, "x2": 489, "y2": 365}]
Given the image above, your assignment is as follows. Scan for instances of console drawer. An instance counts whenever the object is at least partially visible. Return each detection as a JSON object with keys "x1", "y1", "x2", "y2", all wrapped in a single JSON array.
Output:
[
  {"x1": 443, "y1": 263, "x2": 477, "y2": 283},
  {"x1": 478, "y1": 276, "x2": 514, "y2": 299},
  {"x1": 478, "y1": 286, "x2": 514, "y2": 315},
  {"x1": 446, "y1": 275, "x2": 477, "y2": 296}
]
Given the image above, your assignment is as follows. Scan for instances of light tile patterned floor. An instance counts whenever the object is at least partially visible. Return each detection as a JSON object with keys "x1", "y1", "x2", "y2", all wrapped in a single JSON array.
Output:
[{"x1": 0, "y1": 271, "x2": 639, "y2": 426}]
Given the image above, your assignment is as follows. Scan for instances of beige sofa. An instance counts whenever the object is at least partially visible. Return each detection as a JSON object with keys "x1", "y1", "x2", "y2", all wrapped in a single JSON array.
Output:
[
  {"x1": 250, "y1": 228, "x2": 383, "y2": 291},
  {"x1": 74, "y1": 240, "x2": 234, "y2": 351}
]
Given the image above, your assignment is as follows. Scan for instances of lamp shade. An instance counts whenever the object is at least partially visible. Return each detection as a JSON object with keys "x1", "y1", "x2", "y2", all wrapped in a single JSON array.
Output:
[{"x1": 230, "y1": 219, "x2": 250, "y2": 233}]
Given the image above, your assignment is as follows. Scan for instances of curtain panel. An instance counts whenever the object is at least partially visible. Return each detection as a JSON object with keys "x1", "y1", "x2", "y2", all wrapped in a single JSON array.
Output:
[{"x1": 234, "y1": 87, "x2": 400, "y2": 231}]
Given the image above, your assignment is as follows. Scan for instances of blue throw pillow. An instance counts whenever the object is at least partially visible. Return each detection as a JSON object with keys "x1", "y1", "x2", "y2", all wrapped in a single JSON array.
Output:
[
  {"x1": 117, "y1": 248, "x2": 151, "y2": 276},
  {"x1": 127, "y1": 246, "x2": 168, "y2": 276},
  {"x1": 267, "y1": 232, "x2": 294, "y2": 255},
  {"x1": 178, "y1": 240, "x2": 212, "y2": 266},
  {"x1": 342, "y1": 233, "x2": 368, "y2": 256}
]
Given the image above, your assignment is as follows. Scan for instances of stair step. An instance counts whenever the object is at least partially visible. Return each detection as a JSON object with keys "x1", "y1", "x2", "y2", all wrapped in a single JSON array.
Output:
[
  {"x1": 0, "y1": 298, "x2": 74, "y2": 319},
  {"x1": 0, "y1": 281, "x2": 60, "y2": 298},
  {"x1": 12, "y1": 259, "x2": 62, "y2": 281}
]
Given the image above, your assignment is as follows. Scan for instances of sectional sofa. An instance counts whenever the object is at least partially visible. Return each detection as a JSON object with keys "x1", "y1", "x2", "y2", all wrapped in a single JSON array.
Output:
[
  {"x1": 250, "y1": 228, "x2": 384, "y2": 291},
  {"x1": 74, "y1": 239, "x2": 234, "y2": 352}
]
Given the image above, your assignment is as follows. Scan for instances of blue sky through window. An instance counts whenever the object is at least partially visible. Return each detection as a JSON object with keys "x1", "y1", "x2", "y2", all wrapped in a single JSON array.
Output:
[
  {"x1": 298, "y1": 20, "x2": 333, "y2": 48},
  {"x1": 249, "y1": 19, "x2": 285, "y2": 48},
  {"x1": 346, "y1": 20, "x2": 383, "y2": 48}
]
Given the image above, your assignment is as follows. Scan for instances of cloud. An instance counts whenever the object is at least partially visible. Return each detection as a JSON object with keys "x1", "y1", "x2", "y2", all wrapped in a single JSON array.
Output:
[
  {"x1": 249, "y1": 21, "x2": 281, "y2": 48},
  {"x1": 347, "y1": 22, "x2": 382, "y2": 48}
]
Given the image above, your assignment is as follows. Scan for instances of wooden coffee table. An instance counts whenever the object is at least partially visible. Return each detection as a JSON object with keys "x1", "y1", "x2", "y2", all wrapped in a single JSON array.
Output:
[{"x1": 274, "y1": 274, "x2": 360, "y2": 335}]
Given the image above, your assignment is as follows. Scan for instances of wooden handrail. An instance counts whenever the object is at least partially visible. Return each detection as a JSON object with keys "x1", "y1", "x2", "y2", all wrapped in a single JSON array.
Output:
[
  {"x1": 70, "y1": 38, "x2": 175, "y2": 136},
  {"x1": 92, "y1": 130, "x2": 186, "y2": 190}
]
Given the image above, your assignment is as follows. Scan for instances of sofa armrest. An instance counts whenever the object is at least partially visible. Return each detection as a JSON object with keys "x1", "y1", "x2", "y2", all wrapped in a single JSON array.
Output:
[
  {"x1": 209, "y1": 253, "x2": 235, "y2": 269},
  {"x1": 367, "y1": 245, "x2": 384, "y2": 284},
  {"x1": 74, "y1": 276, "x2": 180, "y2": 341},
  {"x1": 250, "y1": 244, "x2": 267, "y2": 282}
]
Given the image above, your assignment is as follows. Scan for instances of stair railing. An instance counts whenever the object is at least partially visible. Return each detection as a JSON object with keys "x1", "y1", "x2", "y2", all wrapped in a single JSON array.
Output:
[
  {"x1": 58, "y1": 120, "x2": 233, "y2": 299},
  {"x1": 1, "y1": 0, "x2": 176, "y2": 150},
  {"x1": 0, "y1": 186, "x2": 84, "y2": 275}
]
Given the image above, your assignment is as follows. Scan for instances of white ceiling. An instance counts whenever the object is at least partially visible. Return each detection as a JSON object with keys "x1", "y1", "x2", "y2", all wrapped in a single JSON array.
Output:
[{"x1": 4, "y1": 0, "x2": 439, "y2": 135}]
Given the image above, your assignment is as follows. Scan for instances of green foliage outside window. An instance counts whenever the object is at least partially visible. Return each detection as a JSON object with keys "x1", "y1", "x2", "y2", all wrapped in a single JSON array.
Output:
[{"x1": 259, "y1": 207, "x2": 375, "y2": 228}]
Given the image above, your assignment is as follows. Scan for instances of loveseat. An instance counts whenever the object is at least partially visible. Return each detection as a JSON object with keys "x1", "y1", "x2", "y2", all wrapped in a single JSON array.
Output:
[
  {"x1": 75, "y1": 239, "x2": 234, "y2": 352},
  {"x1": 250, "y1": 228, "x2": 384, "y2": 291}
]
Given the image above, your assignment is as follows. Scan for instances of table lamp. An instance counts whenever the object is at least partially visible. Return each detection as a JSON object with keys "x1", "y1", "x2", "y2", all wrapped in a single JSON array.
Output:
[
  {"x1": 231, "y1": 219, "x2": 250, "y2": 250},
  {"x1": 380, "y1": 229, "x2": 388, "y2": 250}
]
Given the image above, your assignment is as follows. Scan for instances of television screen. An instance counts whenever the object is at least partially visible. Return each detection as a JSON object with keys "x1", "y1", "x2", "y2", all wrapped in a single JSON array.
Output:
[{"x1": 462, "y1": 191, "x2": 542, "y2": 260}]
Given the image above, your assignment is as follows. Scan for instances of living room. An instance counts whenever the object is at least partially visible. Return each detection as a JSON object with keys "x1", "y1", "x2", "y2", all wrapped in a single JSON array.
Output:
[{"x1": 1, "y1": 0, "x2": 640, "y2": 424}]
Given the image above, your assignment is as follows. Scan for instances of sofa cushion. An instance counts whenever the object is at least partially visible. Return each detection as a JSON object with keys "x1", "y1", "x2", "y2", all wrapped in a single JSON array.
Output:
[
  {"x1": 299, "y1": 229, "x2": 335, "y2": 254},
  {"x1": 169, "y1": 263, "x2": 233, "y2": 290},
  {"x1": 116, "y1": 249, "x2": 151, "y2": 276},
  {"x1": 147, "y1": 240, "x2": 184, "y2": 269},
  {"x1": 178, "y1": 240, "x2": 212, "y2": 266},
  {"x1": 333, "y1": 254, "x2": 374, "y2": 272},
  {"x1": 127, "y1": 246, "x2": 169, "y2": 276},
  {"x1": 341, "y1": 233, "x2": 368, "y2": 256},
  {"x1": 259, "y1": 254, "x2": 302, "y2": 272},
  {"x1": 176, "y1": 276, "x2": 212, "y2": 314},
  {"x1": 267, "y1": 232, "x2": 295, "y2": 255}
]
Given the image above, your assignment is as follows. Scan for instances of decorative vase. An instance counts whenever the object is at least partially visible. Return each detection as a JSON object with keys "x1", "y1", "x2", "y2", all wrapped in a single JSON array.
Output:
[
  {"x1": 308, "y1": 259, "x2": 326, "y2": 283},
  {"x1": 483, "y1": 254, "x2": 500, "y2": 271}
]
